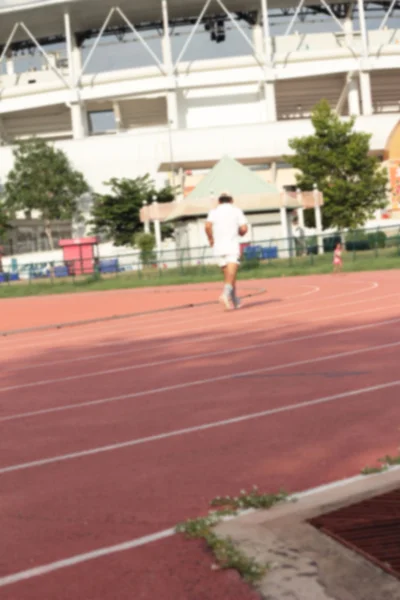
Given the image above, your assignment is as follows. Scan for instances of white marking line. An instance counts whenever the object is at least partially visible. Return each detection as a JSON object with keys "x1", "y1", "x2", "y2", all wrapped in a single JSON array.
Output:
[
  {"x1": 0, "y1": 283, "x2": 307, "y2": 355},
  {"x1": 3, "y1": 292, "x2": 399, "y2": 374},
  {"x1": 2, "y1": 320, "x2": 399, "y2": 423},
  {"x1": 1, "y1": 309, "x2": 399, "y2": 395},
  {"x1": 0, "y1": 284, "x2": 268, "y2": 348},
  {"x1": 0, "y1": 528, "x2": 176, "y2": 588},
  {"x1": 0, "y1": 279, "x2": 375, "y2": 354},
  {"x1": 0, "y1": 463, "x2": 393, "y2": 589},
  {"x1": 284, "y1": 284, "x2": 320, "y2": 299},
  {"x1": 1, "y1": 343, "x2": 400, "y2": 465}
]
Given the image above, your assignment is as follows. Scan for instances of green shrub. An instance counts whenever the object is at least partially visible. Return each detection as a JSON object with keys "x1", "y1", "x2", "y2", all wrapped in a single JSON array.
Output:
[
  {"x1": 135, "y1": 232, "x2": 156, "y2": 266},
  {"x1": 345, "y1": 230, "x2": 370, "y2": 251},
  {"x1": 323, "y1": 235, "x2": 341, "y2": 253},
  {"x1": 367, "y1": 231, "x2": 387, "y2": 249}
]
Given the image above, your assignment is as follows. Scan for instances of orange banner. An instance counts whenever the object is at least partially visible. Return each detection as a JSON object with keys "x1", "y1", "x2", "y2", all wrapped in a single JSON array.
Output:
[{"x1": 390, "y1": 161, "x2": 400, "y2": 210}]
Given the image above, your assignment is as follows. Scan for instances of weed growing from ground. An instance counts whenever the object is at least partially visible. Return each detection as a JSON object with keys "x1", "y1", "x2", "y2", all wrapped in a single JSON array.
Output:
[{"x1": 176, "y1": 487, "x2": 288, "y2": 585}]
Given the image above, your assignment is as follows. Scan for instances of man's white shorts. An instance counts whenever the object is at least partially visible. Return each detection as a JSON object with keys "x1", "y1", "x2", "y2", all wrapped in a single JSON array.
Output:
[{"x1": 217, "y1": 255, "x2": 240, "y2": 268}]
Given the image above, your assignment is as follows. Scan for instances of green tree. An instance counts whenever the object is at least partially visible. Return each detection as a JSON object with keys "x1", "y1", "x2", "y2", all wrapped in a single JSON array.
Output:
[
  {"x1": 3, "y1": 138, "x2": 89, "y2": 249},
  {"x1": 0, "y1": 201, "x2": 10, "y2": 241},
  {"x1": 90, "y1": 175, "x2": 175, "y2": 246},
  {"x1": 135, "y1": 232, "x2": 156, "y2": 265},
  {"x1": 287, "y1": 100, "x2": 388, "y2": 230}
]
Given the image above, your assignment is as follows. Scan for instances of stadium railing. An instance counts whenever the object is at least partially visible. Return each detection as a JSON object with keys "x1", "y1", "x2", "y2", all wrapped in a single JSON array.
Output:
[{"x1": 1, "y1": 224, "x2": 400, "y2": 285}]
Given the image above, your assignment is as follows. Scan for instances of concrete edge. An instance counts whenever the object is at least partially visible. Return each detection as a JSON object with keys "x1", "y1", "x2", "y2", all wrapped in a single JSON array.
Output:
[
  {"x1": 223, "y1": 466, "x2": 400, "y2": 531},
  {"x1": 215, "y1": 468, "x2": 400, "y2": 599}
]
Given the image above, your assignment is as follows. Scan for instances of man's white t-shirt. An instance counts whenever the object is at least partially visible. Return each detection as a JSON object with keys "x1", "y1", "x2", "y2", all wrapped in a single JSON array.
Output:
[{"x1": 207, "y1": 204, "x2": 247, "y2": 257}]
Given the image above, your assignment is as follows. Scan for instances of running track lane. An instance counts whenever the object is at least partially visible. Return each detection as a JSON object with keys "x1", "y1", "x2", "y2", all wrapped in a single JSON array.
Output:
[
  {"x1": 0, "y1": 274, "x2": 372, "y2": 349},
  {"x1": 1, "y1": 300, "x2": 399, "y2": 419},
  {"x1": 0, "y1": 282, "x2": 267, "y2": 333},
  {"x1": 1, "y1": 323, "x2": 400, "y2": 463},
  {"x1": 0, "y1": 272, "x2": 399, "y2": 600}
]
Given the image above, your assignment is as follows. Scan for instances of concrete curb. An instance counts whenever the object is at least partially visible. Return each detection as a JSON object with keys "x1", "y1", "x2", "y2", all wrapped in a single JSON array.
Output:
[{"x1": 216, "y1": 468, "x2": 400, "y2": 600}]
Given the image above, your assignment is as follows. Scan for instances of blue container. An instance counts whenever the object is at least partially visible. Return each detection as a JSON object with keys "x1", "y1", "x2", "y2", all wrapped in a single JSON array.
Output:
[
  {"x1": 261, "y1": 247, "x2": 278, "y2": 260},
  {"x1": 54, "y1": 266, "x2": 69, "y2": 278},
  {"x1": 99, "y1": 259, "x2": 119, "y2": 274}
]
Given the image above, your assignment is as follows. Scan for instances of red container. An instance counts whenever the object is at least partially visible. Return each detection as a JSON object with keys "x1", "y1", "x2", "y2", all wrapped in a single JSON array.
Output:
[
  {"x1": 59, "y1": 237, "x2": 98, "y2": 275},
  {"x1": 240, "y1": 242, "x2": 250, "y2": 257}
]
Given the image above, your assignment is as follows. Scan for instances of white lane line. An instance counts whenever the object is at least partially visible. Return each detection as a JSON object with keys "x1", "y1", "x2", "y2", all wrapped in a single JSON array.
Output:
[
  {"x1": 0, "y1": 528, "x2": 175, "y2": 588},
  {"x1": 2, "y1": 309, "x2": 399, "y2": 422},
  {"x1": 1, "y1": 345, "x2": 400, "y2": 469},
  {"x1": 2, "y1": 293, "x2": 398, "y2": 374},
  {"x1": 86, "y1": 283, "x2": 385, "y2": 352},
  {"x1": 0, "y1": 284, "x2": 306, "y2": 357},
  {"x1": 285, "y1": 284, "x2": 320, "y2": 299},
  {"x1": 0, "y1": 285, "x2": 269, "y2": 350},
  {"x1": 1, "y1": 311, "x2": 399, "y2": 395},
  {"x1": 0, "y1": 461, "x2": 393, "y2": 589},
  {"x1": 0, "y1": 278, "x2": 375, "y2": 354},
  {"x1": 0, "y1": 282, "x2": 379, "y2": 370},
  {"x1": 1, "y1": 326, "x2": 399, "y2": 423}
]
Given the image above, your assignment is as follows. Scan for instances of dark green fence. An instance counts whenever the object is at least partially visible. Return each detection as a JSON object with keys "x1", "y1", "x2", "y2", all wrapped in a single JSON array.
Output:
[{"x1": 1, "y1": 225, "x2": 400, "y2": 286}]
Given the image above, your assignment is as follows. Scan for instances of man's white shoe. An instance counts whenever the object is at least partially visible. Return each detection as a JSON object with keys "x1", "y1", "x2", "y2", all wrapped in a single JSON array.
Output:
[{"x1": 219, "y1": 294, "x2": 233, "y2": 310}]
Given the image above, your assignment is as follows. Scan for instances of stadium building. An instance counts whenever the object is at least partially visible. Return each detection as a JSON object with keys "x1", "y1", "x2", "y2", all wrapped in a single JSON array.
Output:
[{"x1": 0, "y1": 0, "x2": 399, "y2": 254}]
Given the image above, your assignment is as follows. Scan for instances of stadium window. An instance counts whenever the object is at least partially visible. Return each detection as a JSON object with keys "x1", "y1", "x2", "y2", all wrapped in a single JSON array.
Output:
[
  {"x1": 248, "y1": 164, "x2": 270, "y2": 171},
  {"x1": 88, "y1": 110, "x2": 116, "y2": 135}
]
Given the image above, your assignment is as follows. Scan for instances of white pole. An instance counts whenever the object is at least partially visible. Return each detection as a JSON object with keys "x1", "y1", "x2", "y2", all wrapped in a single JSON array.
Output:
[
  {"x1": 260, "y1": 0, "x2": 276, "y2": 122},
  {"x1": 174, "y1": 0, "x2": 212, "y2": 69},
  {"x1": 296, "y1": 189, "x2": 305, "y2": 230},
  {"x1": 64, "y1": 11, "x2": 74, "y2": 85},
  {"x1": 152, "y1": 200, "x2": 162, "y2": 251},
  {"x1": 260, "y1": 0, "x2": 272, "y2": 63},
  {"x1": 313, "y1": 184, "x2": 323, "y2": 255},
  {"x1": 6, "y1": 52, "x2": 14, "y2": 75},
  {"x1": 357, "y1": 0, "x2": 369, "y2": 60},
  {"x1": 379, "y1": 0, "x2": 397, "y2": 30},
  {"x1": 280, "y1": 191, "x2": 290, "y2": 258},
  {"x1": 143, "y1": 201, "x2": 150, "y2": 234}
]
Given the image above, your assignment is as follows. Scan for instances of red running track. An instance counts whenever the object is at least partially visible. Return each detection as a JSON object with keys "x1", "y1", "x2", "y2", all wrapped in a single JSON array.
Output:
[{"x1": 1, "y1": 272, "x2": 400, "y2": 599}]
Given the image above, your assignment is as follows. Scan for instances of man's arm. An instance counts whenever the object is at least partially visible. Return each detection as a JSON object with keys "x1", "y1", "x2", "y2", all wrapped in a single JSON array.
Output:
[
  {"x1": 238, "y1": 224, "x2": 248, "y2": 237},
  {"x1": 238, "y1": 210, "x2": 248, "y2": 237},
  {"x1": 205, "y1": 220, "x2": 214, "y2": 247}
]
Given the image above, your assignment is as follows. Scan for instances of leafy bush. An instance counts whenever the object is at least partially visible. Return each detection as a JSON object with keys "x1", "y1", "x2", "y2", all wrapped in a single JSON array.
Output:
[
  {"x1": 345, "y1": 229, "x2": 370, "y2": 251},
  {"x1": 367, "y1": 231, "x2": 387, "y2": 249},
  {"x1": 135, "y1": 233, "x2": 156, "y2": 266},
  {"x1": 323, "y1": 235, "x2": 341, "y2": 253}
]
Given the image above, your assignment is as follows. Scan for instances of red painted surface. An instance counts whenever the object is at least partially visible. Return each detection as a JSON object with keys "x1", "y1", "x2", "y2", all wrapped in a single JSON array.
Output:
[
  {"x1": 0, "y1": 282, "x2": 264, "y2": 332},
  {"x1": 59, "y1": 237, "x2": 98, "y2": 276},
  {"x1": 0, "y1": 272, "x2": 399, "y2": 599}
]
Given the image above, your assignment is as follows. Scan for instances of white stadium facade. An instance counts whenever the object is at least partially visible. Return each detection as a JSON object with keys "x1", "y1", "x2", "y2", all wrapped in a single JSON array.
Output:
[{"x1": 0, "y1": 0, "x2": 399, "y2": 256}]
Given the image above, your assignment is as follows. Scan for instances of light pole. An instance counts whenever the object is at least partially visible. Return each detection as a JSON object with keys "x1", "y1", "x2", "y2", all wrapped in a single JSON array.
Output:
[{"x1": 313, "y1": 183, "x2": 323, "y2": 255}]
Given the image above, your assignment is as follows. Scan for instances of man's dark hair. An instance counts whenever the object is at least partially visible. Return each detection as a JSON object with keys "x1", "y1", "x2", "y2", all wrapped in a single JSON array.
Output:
[{"x1": 218, "y1": 194, "x2": 233, "y2": 204}]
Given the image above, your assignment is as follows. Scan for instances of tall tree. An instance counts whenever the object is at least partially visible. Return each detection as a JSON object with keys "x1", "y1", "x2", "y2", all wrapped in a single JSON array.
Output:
[
  {"x1": 4, "y1": 138, "x2": 89, "y2": 249},
  {"x1": 0, "y1": 201, "x2": 10, "y2": 240},
  {"x1": 287, "y1": 100, "x2": 388, "y2": 230},
  {"x1": 90, "y1": 175, "x2": 175, "y2": 246}
]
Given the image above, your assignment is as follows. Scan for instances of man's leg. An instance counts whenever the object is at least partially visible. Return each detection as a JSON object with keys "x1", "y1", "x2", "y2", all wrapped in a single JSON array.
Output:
[
  {"x1": 219, "y1": 262, "x2": 239, "y2": 309},
  {"x1": 226, "y1": 262, "x2": 240, "y2": 308},
  {"x1": 219, "y1": 264, "x2": 232, "y2": 309}
]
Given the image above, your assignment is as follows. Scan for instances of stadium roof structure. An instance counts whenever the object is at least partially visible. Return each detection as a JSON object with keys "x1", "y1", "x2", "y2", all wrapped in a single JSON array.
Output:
[{"x1": 0, "y1": 0, "x2": 367, "y2": 45}]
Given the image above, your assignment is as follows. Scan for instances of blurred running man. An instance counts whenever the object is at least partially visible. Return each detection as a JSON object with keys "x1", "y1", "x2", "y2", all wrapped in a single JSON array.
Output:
[{"x1": 205, "y1": 191, "x2": 248, "y2": 310}]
